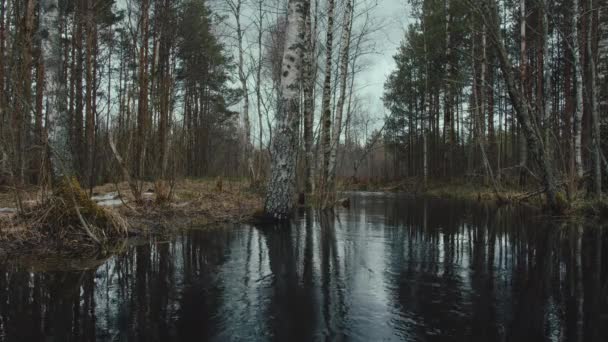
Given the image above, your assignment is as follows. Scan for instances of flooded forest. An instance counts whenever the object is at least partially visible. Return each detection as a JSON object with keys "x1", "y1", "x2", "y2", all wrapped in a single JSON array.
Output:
[{"x1": 0, "y1": 0, "x2": 607, "y2": 340}]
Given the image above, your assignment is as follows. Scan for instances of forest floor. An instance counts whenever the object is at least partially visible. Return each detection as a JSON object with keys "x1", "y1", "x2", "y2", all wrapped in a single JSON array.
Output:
[{"x1": 0, "y1": 178, "x2": 263, "y2": 257}]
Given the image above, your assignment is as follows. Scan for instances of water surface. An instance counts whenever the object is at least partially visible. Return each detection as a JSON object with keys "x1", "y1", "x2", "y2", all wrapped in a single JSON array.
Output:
[{"x1": 1, "y1": 193, "x2": 607, "y2": 341}]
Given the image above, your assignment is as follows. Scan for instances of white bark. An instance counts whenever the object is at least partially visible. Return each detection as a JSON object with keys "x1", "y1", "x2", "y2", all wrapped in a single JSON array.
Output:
[
  {"x1": 573, "y1": 0, "x2": 584, "y2": 178},
  {"x1": 588, "y1": 0, "x2": 601, "y2": 194},
  {"x1": 40, "y1": 0, "x2": 73, "y2": 180},
  {"x1": 303, "y1": 1, "x2": 315, "y2": 195},
  {"x1": 541, "y1": 0, "x2": 551, "y2": 141},
  {"x1": 318, "y1": 0, "x2": 336, "y2": 195},
  {"x1": 325, "y1": 0, "x2": 353, "y2": 206},
  {"x1": 264, "y1": 0, "x2": 309, "y2": 219}
]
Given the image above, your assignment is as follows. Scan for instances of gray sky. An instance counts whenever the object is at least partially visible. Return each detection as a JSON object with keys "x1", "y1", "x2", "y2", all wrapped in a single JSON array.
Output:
[{"x1": 357, "y1": 0, "x2": 411, "y2": 120}]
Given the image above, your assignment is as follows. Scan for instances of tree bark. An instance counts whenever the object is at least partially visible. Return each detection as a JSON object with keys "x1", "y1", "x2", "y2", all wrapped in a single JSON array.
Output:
[
  {"x1": 481, "y1": 0, "x2": 562, "y2": 212},
  {"x1": 85, "y1": 0, "x2": 95, "y2": 189},
  {"x1": 264, "y1": 0, "x2": 309, "y2": 219},
  {"x1": 229, "y1": 0, "x2": 254, "y2": 183},
  {"x1": 136, "y1": 0, "x2": 150, "y2": 179},
  {"x1": 318, "y1": 0, "x2": 336, "y2": 197},
  {"x1": 325, "y1": 0, "x2": 353, "y2": 207},
  {"x1": 587, "y1": 0, "x2": 601, "y2": 195},
  {"x1": 518, "y1": 0, "x2": 528, "y2": 186},
  {"x1": 40, "y1": 0, "x2": 74, "y2": 179},
  {"x1": 573, "y1": 0, "x2": 584, "y2": 178},
  {"x1": 303, "y1": 1, "x2": 315, "y2": 196}
]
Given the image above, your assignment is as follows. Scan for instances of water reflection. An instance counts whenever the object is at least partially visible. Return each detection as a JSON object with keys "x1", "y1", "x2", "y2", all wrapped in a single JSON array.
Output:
[{"x1": 0, "y1": 194, "x2": 606, "y2": 341}]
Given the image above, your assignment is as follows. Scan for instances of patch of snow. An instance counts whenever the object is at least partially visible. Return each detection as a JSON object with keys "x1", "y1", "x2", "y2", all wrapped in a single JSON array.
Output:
[
  {"x1": 91, "y1": 192, "x2": 119, "y2": 202},
  {"x1": 97, "y1": 199, "x2": 124, "y2": 207}
]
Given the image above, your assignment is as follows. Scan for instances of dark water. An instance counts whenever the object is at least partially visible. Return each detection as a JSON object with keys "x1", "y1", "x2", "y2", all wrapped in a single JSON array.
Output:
[{"x1": 1, "y1": 193, "x2": 607, "y2": 342}]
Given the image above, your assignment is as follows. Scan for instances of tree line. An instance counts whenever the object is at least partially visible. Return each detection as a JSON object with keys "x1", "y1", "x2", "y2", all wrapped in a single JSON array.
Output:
[
  {"x1": 0, "y1": 0, "x2": 245, "y2": 199},
  {"x1": 0, "y1": 0, "x2": 379, "y2": 218},
  {"x1": 380, "y1": 0, "x2": 608, "y2": 211}
]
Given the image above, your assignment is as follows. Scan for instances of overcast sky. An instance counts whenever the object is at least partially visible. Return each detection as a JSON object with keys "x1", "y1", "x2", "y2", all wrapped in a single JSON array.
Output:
[{"x1": 357, "y1": 0, "x2": 411, "y2": 120}]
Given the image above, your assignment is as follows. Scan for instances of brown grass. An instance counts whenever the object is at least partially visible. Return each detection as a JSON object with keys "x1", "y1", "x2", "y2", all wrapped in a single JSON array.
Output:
[{"x1": 0, "y1": 178, "x2": 263, "y2": 256}]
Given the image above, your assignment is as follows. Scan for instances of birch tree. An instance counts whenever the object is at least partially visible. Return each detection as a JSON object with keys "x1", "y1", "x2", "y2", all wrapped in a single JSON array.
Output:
[
  {"x1": 325, "y1": 0, "x2": 354, "y2": 207},
  {"x1": 303, "y1": 0, "x2": 315, "y2": 196},
  {"x1": 40, "y1": 0, "x2": 74, "y2": 179},
  {"x1": 226, "y1": 0, "x2": 255, "y2": 183},
  {"x1": 264, "y1": 0, "x2": 309, "y2": 219},
  {"x1": 318, "y1": 0, "x2": 336, "y2": 197},
  {"x1": 587, "y1": 0, "x2": 601, "y2": 195},
  {"x1": 573, "y1": 0, "x2": 584, "y2": 178}
]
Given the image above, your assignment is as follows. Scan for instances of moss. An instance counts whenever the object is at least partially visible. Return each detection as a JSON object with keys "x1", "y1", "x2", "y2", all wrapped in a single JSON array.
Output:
[
  {"x1": 27, "y1": 177, "x2": 128, "y2": 244},
  {"x1": 51, "y1": 178, "x2": 113, "y2": 228}
]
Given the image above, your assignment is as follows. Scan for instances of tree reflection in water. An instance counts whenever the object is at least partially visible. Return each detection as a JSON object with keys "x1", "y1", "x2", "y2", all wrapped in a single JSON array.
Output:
[{"x1": 0, "y1": 194, "x2": 606, "y2": 341}]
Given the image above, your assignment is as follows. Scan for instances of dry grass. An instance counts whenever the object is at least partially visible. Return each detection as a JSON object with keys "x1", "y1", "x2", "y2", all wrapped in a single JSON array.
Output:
[
  {"x1": 0, "y1": 178, "x2": 262, "y2": 256},
  {"x1": 116, "y1": 178, "x2": 263, "y2": 229}
]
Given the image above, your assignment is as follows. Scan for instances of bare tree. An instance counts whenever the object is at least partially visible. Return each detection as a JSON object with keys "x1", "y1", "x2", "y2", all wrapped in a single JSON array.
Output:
[
  {"x1": 325, "y1": 0, "x2": 354, "y2": 207},
  {"x1": 478, "y1": 0, "x2": 562, "y2": 211},
  {"x1": 226, "y1": 0, "x2": 255, "y2": 183}
]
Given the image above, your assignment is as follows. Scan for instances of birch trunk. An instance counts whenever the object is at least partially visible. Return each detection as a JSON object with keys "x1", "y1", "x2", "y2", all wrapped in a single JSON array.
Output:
[
  {"x1": 541, "y1": 0, "x2": 551, "y2": 136},
  {"x1": 264, "y1": 0, "x2": 309, "y2": 219},
  {"x1": 303, "y1": 2, "x2": 315, "y2": 196},
  {"x1": 40, "y1": 0, "x2": 73, "y2": 179},
  {"x1": 587, "y1": 0, "x2": 602, "y2": 194},
  {"x1": 573, "y1": 0, "x2": 584, "y2": 178},
  {"x1": 325, "y1": 0, "x2": 353, "y2": 207},
  {"x1": 318, "y1": 0, "x2": 336, "y2": 197}
]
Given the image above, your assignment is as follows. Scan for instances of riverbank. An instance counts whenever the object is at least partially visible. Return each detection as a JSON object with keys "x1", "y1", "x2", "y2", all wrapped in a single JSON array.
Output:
[
  {"x1": 0, "y1": 178, "x2": 263, "y2": 257},
  {"x1": 339, "y1": 177, "x2": 608, "y2": 219}
]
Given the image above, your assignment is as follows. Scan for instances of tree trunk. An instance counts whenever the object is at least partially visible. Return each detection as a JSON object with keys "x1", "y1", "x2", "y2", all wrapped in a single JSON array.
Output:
[
  {"x1": 40, "y1": 0, "x2": 74, "y2": 179},
  {"x1": 303, "y1": 1, "x2": 315, "y2": 196},
  {"x1": 481, "y1": 0, "x2": 562, "y2": 212},
  {"x1": 264, "y1": 0, "x2": 309, "y2": 219},
  {"x1": 573, "y1": 0, "x2": 584, "y2": 178},
  {"x1": 318, "y1": 0, "x2": 335, "y2": 198},
  {"x1": 325, "y1": 0, "x2": 353, "y2": 207},
  {"x1": 587, "y1": 0, "x2": 601, "y2": 195},
  {"x1": 0, "y1": 0, "x2": 5, "y2": 126},
  {"x1": 230, "y1": 0, "x2": 254, "y2": 183},
  {"x1": 137, "y1": 0, "x2": 150, "y2": 179},
  {"x1": 519, "y1": 0, "x2": 528, "y2": 186},
  {"x1": 256, "y1": 0, "x2": 264, "y2": 181},
  {"x1": 85, "y1": 0, "x2": 95, "y2": 190},
  {"x1": 444, "y1": 0, "x2": 454, "y2": 176}
]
